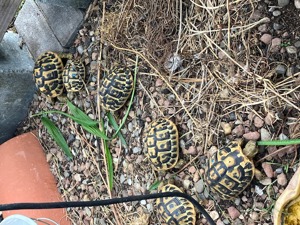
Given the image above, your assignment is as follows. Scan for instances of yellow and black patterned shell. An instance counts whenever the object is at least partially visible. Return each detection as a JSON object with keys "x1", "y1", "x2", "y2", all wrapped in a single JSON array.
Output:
[
  {"x1": 63, "y1": 60, "x2": 85, "y2": 92},
  {"x1": 146, "y1": 118, "x2": 179, "y2": 170},
  {"x1": 156, "y1": 184, "x2": 196, "y2": 225},
  {"x1": 99, "y1": 66, "x2": 133, "y2": 111},
  {"x1": 33, "y1": 51, "x2": 64, "y2": 97},
  {"x1": 206, "y1": 141, "x2": 255, "y2": 200}
]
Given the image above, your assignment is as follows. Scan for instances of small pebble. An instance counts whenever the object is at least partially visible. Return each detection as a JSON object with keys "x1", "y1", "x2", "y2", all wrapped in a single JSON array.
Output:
[
  {"x1": 279, "y1": 133, "x2": 289, "y2": 140},
  {"x1": 262, "y1": 162, "x2": 274, "y2": 178},
  {"x1": 183, "y1": 179, "x2": 191, "y2": 189},
  {"x1": 286, "y1": 46, "x2": 297, "y2": 54},
  {"x1": 258, "y1": 24, "x2": 268, "y2": 33},
  {"x1": 277, "y1": 173, "x2": 288, "y2": 186},
  {"x1": 273, "y1": 23, "x2": 282, "y2": 30},
  {"x1": 132, "y1": 147, "x2": 141, "y2": 154},
  {"x1": 264, "y1": 111, "x2": 275, "y2": 125},
  {"x1": 77, "y1": 45, "x2": 84, "y2": 55},
  {"x1": 210, "y1": 211, "x2": 219, "y2": 220},
  {"x1": 272, "y1": 10, "x2": 281, "y2": 17},
  {"x1": 155, "y1": 78, "x2": 164, "y2": 87},
  {"x1": 250, "y1": 211, "x2": 259, "y2": 221},
  {"x1": 243, "y1": 131, "x2": 260, "y2": 141},
  {"x1": 140, "y1": 200, "x2": 147, "y2": 205},
  {"x1": 216, "y1": 219, "x2": 225, "y2": 225},
  {"x1": 254, "y1": 116, "x2": 264, "y2": 128},
  {"x1": 275, "y1": 64, "x2": 286, "y2": 75},
  {"x1": 221, "y1": 122, "x2": 232, "y2": 135},
  {"x1": 260, "y1": 128, "x2": 271, "y2": 141},
  {"x1": 232, "y1": 125, "x2": 245, "y2": 137},
  {"x1": 227, "y1": 206, "x2": 240, "y2": 220},
  {"x1": 195, "y1": 179, "x2": 205, "y2": 193},
  {"x1": 275, "y1": 167, "x2": 283, "y2": 174},
  {"x1": 255, "y1": 185, "x2": 264, "y2": 196},
  {"x1": 260, "y1": 34, "x2": 272, "y2": 45},
  {"x1": 295, "y1": 0, "x2": 300, "y2": 8},
  {"x1": 188, "y1": 166, "x2": 196, "y2": 174},
  {"x1": 270, "y1": 38, "x2": 282, "y2": 52},
  {"x1": 294, "y1": 40, "x2": 300, "y2": 48}
]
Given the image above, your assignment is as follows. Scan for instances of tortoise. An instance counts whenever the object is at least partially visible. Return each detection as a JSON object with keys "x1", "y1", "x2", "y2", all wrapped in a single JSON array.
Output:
[
  {"x1": 63, "y1": 59, "x2": 85, "y2": 92},
  {"x1": 146, "y1": 118, "x2": 179, "y2": 171},
  {"x1": 156, "y1": 184, "x2": 196, "y2": 225},
  {"x1": 33, "y1": 51, "x2": 85, "y2": 101},
  {"x1": 273, "y1": 166, "x2": 300, "y2": 225},
  {"x1": 205, "y1": 140, "x2": 259, "y2": 200},
  {"x1": 33, "y1": 51, "x2": 65, "y2": 98},
  {"x1": 99, "y1": 66, "x2": 133, "y2": 111}
]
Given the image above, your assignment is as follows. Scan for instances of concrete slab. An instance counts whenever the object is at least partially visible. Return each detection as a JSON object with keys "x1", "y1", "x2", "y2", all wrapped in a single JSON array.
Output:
[
  {"x1": 0, "y1": 31, "x2": 36, "y2": 144},
  {"x1": 14, "y1": 0, "x2": 64, "y2": 59},
  {"x1": 36, "y1": 0, "x2": 92, "y2": 9},
  {"x1": 36, "y1": 1, "x2": 84, "y2": 47}
]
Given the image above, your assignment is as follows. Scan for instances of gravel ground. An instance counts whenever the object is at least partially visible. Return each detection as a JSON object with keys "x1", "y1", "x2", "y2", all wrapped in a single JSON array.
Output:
[{"x1": 18, "y1": 0, "x2": 300, "y2": 224}]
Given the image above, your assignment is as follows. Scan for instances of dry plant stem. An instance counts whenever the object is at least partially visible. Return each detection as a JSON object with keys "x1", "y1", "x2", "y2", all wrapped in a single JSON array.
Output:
[
  {"x1": 203, "y1": 34, "x2": 300, "y2": 112},
  {"x1": 98, "y1": 3, "x2": 122, "y2": 225}
]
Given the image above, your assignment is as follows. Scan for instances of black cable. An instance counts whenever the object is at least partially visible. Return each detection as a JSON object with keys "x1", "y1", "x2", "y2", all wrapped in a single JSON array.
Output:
[{"x1": 0, "y1": 192, "x2": 216, "y2": 225}]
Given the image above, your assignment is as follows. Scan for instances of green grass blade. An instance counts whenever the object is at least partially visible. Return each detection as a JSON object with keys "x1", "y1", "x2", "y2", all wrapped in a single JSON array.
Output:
[
  {"x1": 257, "y1": 139, "x2": 300, "y2": 146},
  {"x1": 101, "y1": 119, "x2": 114, "y2": 190},
  {"x1": 149, "y1": 180, "x2": 161, "y2": 191},
  {"x1": 81, "y1": 124, "x2": 110, "y2": 140},
  {"x1": 67, "y1": 100, "x2": 96, "y2": 124},
  {"x1": 41, "y1": 116, "x2": 73, "y2": 159},
  {"x1": 33, "y1": 110, "x2": 98, "y2": 126},
  {"x1": 112, "y1": 55, "x2": 138, "y2": 139},
  {"x1": 33, "y1": 110, "x2": 109, "y2": 140},
  {"x1": 107, "y1": 112, "x2": 128, "y2": 148}
]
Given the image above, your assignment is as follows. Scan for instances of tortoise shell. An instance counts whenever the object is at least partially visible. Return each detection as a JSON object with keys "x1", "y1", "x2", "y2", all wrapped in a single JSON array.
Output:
[
  {"x1": 33, "y1": 51, "x2": 64, "y2": 97},
  {"x1": 146, "y1": 118, "x2": 179, "y2": 170},
  {"x1": 99, "y1": 66, "x2": 133, "y2": 111},
  {"x1": 156, "y1": 184, "x2": 196, "y2": 225},
  {"x1": 206, "y1": 141, "x2": 255, "y2": 199},
  {"x1": 63, "y1": 59, "x2": 85, "y2": 92}
]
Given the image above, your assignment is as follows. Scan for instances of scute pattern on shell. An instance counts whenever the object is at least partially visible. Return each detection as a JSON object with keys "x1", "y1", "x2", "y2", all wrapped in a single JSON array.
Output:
[
  {"x1": 206, "y1": 141, "x2": 254, "y2": 199},
  {"x1": 99, "y1": 66, "x2": 133, "y2": 111},
  {"x1": 63, "y1": 60, "x2": 85, "y2": 92},
  {"x1": 156, "y1": 184, "x2": 196, "y2": 225},
  {"x1": 146, "y1": 118, "x2": 179, "y2": 170},
  {"x1": 33, "y1": 51, "x2": 64, "y2": 97}
]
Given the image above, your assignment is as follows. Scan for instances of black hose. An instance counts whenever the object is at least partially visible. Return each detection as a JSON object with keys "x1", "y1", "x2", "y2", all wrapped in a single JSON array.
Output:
[{"x1": 0, "y1": 192, "x2": 216, "y2": 225}]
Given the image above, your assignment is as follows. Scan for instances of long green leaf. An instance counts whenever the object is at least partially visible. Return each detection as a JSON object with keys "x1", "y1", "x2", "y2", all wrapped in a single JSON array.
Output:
[
  {"x1": 41, "y1": 116, "x2": 73, "y2": 159},
  {"x1": 107, "y1": 112, "x2": 128, "y2": 148},
  {"x1": 33, "y1": 110, "x2": 109, "y2": 140},
  {"x1": 67, "y1": 100, "x2": 95, "y2": 123},
  {"x1": 257, "y1": 139, "x2": 300, "y2": 146},
  {"x1": 101, "y1": 119, "x2": 114, "y2": 190},
  {"x1": 149, "y1": 180, "x2": 161, "y2": 191},
  {"x1": 81, "y1": 124, "x2": 110, "y2": 140},
  {"x1": 33, "y1": 110, "x2": 98, "y2": 126}
]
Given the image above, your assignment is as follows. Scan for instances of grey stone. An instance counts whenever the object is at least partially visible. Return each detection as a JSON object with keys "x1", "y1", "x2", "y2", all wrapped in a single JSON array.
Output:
[
  {"x1": 294, "y1": 40, "x2": 300, "y2": 48},
  {"x1": 275, "y1": 64, "x2": 287, "y2": 75},
  {"x1": 0, "y1": 31, "x2": 35, "y2": 144},
  {"x1": 36, "y1": 1, "x2": 84, "y2": 47},
  {"x1": 14, "y1": 0, "x2": 84, "y2": 59},
  {"x1": 14, "y1": 0, "x2": 63, "y2": 59},
  {"x1": 278, "y1": 0, "x2": 289, "y2": 7},
  {"x1": 286, "y1": 45, "x2": 297, "y2": 54},
  {"x1": 272, "y1": 10, "x2": 282, "y2": 17},
  {"x1": 36, "y1": 0, "x2": 92, "y2": 9}
]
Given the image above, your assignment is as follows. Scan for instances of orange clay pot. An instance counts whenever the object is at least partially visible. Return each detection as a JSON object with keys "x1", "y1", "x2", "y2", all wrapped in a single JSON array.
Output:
[
  {"x1": 273, "y1": 166, "x2": 300, "y2": 225},
  {"x1": 0, "y1": 132, "x2": 71, "y2": 225}
]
